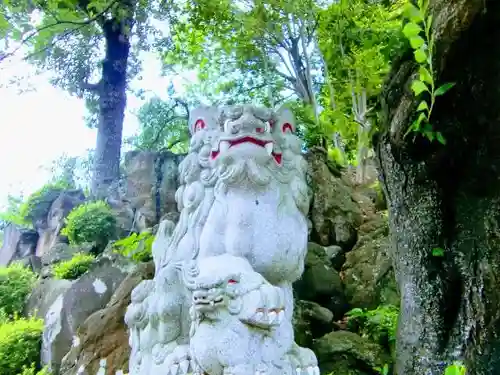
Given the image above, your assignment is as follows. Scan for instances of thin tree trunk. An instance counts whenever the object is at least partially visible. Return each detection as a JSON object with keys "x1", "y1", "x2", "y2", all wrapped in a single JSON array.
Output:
[
  {"x1": 375, "y1": 1, "x2": 499, "y2": 374},
  {"x1": 91, "y1": 17, "x2": 132, "y2": 199}
]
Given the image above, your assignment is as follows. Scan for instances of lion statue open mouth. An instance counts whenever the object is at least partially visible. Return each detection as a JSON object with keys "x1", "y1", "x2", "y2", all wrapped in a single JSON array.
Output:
[{"x1": 183, "y1": 254, "x2": 318, "y2": 375}]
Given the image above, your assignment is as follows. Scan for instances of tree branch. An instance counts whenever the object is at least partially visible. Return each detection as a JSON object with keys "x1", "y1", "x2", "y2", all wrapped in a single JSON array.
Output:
[{"x1": 0, "y1": 0, "x2": 118, "y2": 64}]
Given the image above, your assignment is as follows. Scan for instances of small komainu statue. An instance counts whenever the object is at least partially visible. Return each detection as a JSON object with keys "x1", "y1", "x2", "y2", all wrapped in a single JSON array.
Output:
[{"x1": 125, "y1": 105, "x2": 319, "y2": 375}]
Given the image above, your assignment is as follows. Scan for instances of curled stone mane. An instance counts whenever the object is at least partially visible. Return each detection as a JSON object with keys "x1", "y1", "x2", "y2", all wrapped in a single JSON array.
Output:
[{"x1": 159, "y1": 109, "x2": 220, "y2": 268}]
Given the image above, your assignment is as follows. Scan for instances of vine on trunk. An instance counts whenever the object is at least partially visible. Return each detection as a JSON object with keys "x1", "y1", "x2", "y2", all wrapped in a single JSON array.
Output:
[{"x1": 402, "y1": 0, "x2": 456, "y2": 144}]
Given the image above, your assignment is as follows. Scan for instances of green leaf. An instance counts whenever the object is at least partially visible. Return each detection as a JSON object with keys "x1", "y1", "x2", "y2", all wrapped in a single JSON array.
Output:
[
  {"x1": 417, "y1": 100, "x2": 429, "y2": 112},
  {"x1": 414, "y1": 48, "x2": 428, "y2": 63},
  {"x1": 419, "y1": 66, "x2": 433, "y2": 85},
  {"x1": 425, "y1": 15, "x2": 433, "y2": 36},
  {"x1": 425, "y1": 130, "x2": 435, "y2": 141},
  {"x1": 436, "y1": 132, "x2": 446, "y2": 145},
  {"x1": 402, "y1": 22, "x2": 422, "y2": 38},
  {"x1": 435, "y1": 82, "x2": 456, "y2": 96},
  {"x1": 409, "y1": 36, "x2": 425, "y2": 49},
  {"x1": 432, "y1": 247, "x2": 445, "y2": 257},
  {"x1": 411, "y1": 80, "x2": 429, "y2": 96}
]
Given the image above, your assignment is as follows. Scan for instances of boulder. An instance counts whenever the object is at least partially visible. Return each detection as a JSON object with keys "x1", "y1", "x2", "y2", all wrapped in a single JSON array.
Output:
[
  {"x1": 342, "y1": 214, "x2": 399, "y2": 309},
  {"x1": 294, "y1": 242, "x2": 348, "y2": 319},
  {"x1": 34, "y1": 190, "x2": 86, "y2": 258},
  {"x1": 25, "y1": 278, "x2": 73, "y2": 319},
  {"x1": 59, "y1": 261, "x2": 155, "y2": 375},
  {"x1": 120, "y1": 150, "x2": 183, "y2": 229},
  {"x1": 306, "y1": 150, "x2": 363, "y2": 249},
  {"x1": 41, "y1": 256, "x2": 131, "y2": 373},
  {"x1": 313, "y1": 331, "x2": 390, "y2": 375},
  {"x1": 293, "y1": 300, "x2": 335, "y2": 348},
  {"x1": 0, "y1": 224, "x2": 39, "y2": 266}
]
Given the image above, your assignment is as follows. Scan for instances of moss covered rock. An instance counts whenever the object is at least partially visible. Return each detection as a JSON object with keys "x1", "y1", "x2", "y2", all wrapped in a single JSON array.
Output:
[
  {"x1": 294, "y1": 243, "x2": 348, "y2": 319},
  {"x1": 313, "y1": 331, "x2": 390, "y2": 375},
  {"x1": 342, "y1": 214, "x2": 399, "y2": 309}
]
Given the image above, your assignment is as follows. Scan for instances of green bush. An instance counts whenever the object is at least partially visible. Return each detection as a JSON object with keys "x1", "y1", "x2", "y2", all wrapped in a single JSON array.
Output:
[
  {"x1": 61, "y1": 200, "x2": 117, "y2": 250},
  {"x1": 0, "y1": 263, "x2": 36, "y2": 317},
  {"x1": 346, "y1": 304, "x2": 399, "y2": 355},
  {"x1": 112, "y1": 231, "x2": 155, "y2": 263},
  {"x1": 0, "y1": 316, "x2": 43, "y2": 375},
  {"x1": 53, "y1": 253, "x2": 96, "y2": 280},
  {"x1": 19, "y1": 181, "x2": 71, "y2": 224},
  {"x1": 17, "y1": 364, "x2": 50, "y2": 375}
]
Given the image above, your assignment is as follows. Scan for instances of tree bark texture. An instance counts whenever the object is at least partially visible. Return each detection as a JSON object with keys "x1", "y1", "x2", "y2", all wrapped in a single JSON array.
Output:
[
  {"x1": 91, "y1": 17, "x2": 131, "y2": 199},
  {"x1": 375, "y1": 1, "x2": 500, "y2": 374}
]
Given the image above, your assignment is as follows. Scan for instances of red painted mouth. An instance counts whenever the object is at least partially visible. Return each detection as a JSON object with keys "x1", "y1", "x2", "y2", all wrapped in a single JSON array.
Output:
[{"x1": 211, "y1": 136, "x2": 282, "y2": 164}]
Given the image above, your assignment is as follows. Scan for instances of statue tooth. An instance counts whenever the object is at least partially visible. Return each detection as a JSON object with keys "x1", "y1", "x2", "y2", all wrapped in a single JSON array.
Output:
[
  {"x1": 210, "y1": 300, "x2": 215, "y2": 306},
  {"x1": 265, "y1": 142, "x2": 273, "y2": 155},
  {"x1": 278, "y1": 310, "x2": 285, "y2": 323},
  {"x1": 254, "y1": 311, "x2": 264, "y2": 321},
  {"x1": 268, "y1": 311, "x2": 277, "y2": 324},
  {"x1": 220, "y1": 141, "x2": 230, "y2": 153}
]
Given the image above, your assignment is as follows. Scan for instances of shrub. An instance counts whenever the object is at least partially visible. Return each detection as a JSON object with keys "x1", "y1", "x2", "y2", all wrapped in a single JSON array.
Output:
[
  {"x1": 0, "y1": 263, "x2": 36, "y2": 317},
  {"x1": 53, "y1": 253, "x2": 95, "y2": 280},
  {"x1": 17, "y1": 364, "x2": 50, "y2": 375},
  {"x1": 61, "y1": 201, "x2": 117, "y2": 250},
  {"x1": 346, "y1": 304, "x2": 399, "y2": 355},
  {"x1": 0, "y1": 316, "x2": 43, "y2": 375},
  {"x1": 19, "y1": 181, "x2": 71, "y2": 224},
  {"x1": 112, "y1": 231, "x2": 155, "y2": 263}
]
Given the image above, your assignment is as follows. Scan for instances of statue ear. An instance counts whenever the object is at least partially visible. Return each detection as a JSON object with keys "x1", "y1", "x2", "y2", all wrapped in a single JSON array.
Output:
[
  {"x1": 272, "y1": 106, "x2": 296, "y2": 135},
  {"x1": 188, "y1": 106, "x2": 219, "y2": 135}
]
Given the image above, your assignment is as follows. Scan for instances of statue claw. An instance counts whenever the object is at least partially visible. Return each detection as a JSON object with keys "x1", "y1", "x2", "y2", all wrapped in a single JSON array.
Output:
[
  {"x1": 313, "y1": 366, "x2": 320, "y2": 375},
  {"x1": 295, "y1": 367, "x2": 302, "y2": 375},
  {"x1": 169, "y1": 363, "x2": 179, "y2": 375},
  {"x1": 306, "y1": 366, "x2": 315, "y2": 375},
  {"x1": 179, "y1": 359, "x2": 190, "y2": 374}
]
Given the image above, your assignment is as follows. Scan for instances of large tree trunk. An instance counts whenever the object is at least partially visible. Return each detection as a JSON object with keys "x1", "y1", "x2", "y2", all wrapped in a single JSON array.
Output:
[
  {"x1": 375, "y1": 1, "x2": 500, "y2": 374},
  {"x1": 91, "y1": 17, "x2": 131, "y2": 199}
]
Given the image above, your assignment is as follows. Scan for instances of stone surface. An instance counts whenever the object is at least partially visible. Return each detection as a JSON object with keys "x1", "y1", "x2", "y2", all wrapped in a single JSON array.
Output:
[
  {"x1": 306, "y1": 150, "x2": 363, "y2": 248},
  {"x1": 342, "y1": 214, "x2": 399, "y2": 309},
  {"x1": 35, "y1": 190, "x2": 85, "y2": 258},
  {"x1": 0, "y1": 224, "x2": 39, "y2": 266},
  {"x1": 293, "y1": 300, "x2": 335, "y2": 348},
  {"x1": 294, "y1": 242, "x2": 347, "y2": 319},
  {"x1": 41, "y1": 256, "x2": 130, "y2": 373},
  {"x1": 126, "y1": 105, "x2": 319, "y2": 375},
  {"x1": 122, "y1": 150, "x2": 184, "y2": 229},
  {"x1": 60, "y1": 262, "x2": 154, "y2": 375},
  {"x1": 25, "y1": 278, "x2": 73, "y2": 319},
  {"x1": 313, "y1": 330, "x2": 389, "y2": 375}
]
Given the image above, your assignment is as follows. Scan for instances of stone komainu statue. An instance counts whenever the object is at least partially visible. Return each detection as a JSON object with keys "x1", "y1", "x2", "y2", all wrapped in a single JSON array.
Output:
[{"x1": 125, "y1": 105, "x2": 319, "y2": 375}]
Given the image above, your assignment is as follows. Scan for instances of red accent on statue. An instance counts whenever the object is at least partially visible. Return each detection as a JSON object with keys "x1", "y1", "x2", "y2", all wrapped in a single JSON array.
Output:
[
  {"x1": 228, "y1": 279, "x2": 238, "y2": 284},
  {"x1": 195, "y1": 119, "x2": 206, "y2": 132},
  {"x1": 282, "y1": 123, "x2": 293, "y2": 133}
]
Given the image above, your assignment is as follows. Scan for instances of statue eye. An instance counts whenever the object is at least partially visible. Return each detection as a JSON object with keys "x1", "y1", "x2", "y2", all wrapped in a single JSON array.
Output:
[{"x1": 228, "y1": 279, "x2": 238, "y2": 284}]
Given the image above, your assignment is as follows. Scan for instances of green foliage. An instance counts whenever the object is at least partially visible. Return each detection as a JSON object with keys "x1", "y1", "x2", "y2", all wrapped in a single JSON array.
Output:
[
  {"x1": 444, "y1": 362, "x2": 466, "y2": 375},
  {"x1": 61, "y1": 201, "x2": 117, "y2": 249},
  {"x1": 112, "y1": 231, "x2": 155, "y2": 263},
  {"x1": 52, "y1": 253, "x2": 95, "y2": 280},
  {"x1": 0, "y1": 263, "x2": 36, "y2": 317},
  {"x1": 0, "y1": 316, "x2": 43, "y2": 375},
  {"x1": 0, "y1": 194, "x2": 31, "y2": 228},
  {"x1": 17, "y1": 364, "x2": 51, "y2": 375},
  {"x1": 317, "y1": 0, "x2": 406, "y2": 152},
  {"x1": 19, "y1": 181, "x2": 71, "y2": 224},
  {"x1": 346, "y1": 304, "x2": 399, "y2": 354},
  {"x1": 402, "y1": 0, "x2": 455, "y2": 143},
  {"x1": 126, "y1": 97, "x2": 190, "y2": 154}
]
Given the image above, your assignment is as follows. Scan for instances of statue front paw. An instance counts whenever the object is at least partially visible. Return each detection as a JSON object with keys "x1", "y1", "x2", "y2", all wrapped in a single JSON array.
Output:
[{"x1": 163, "y1": 345, "x2": 192, "y2": 375}]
